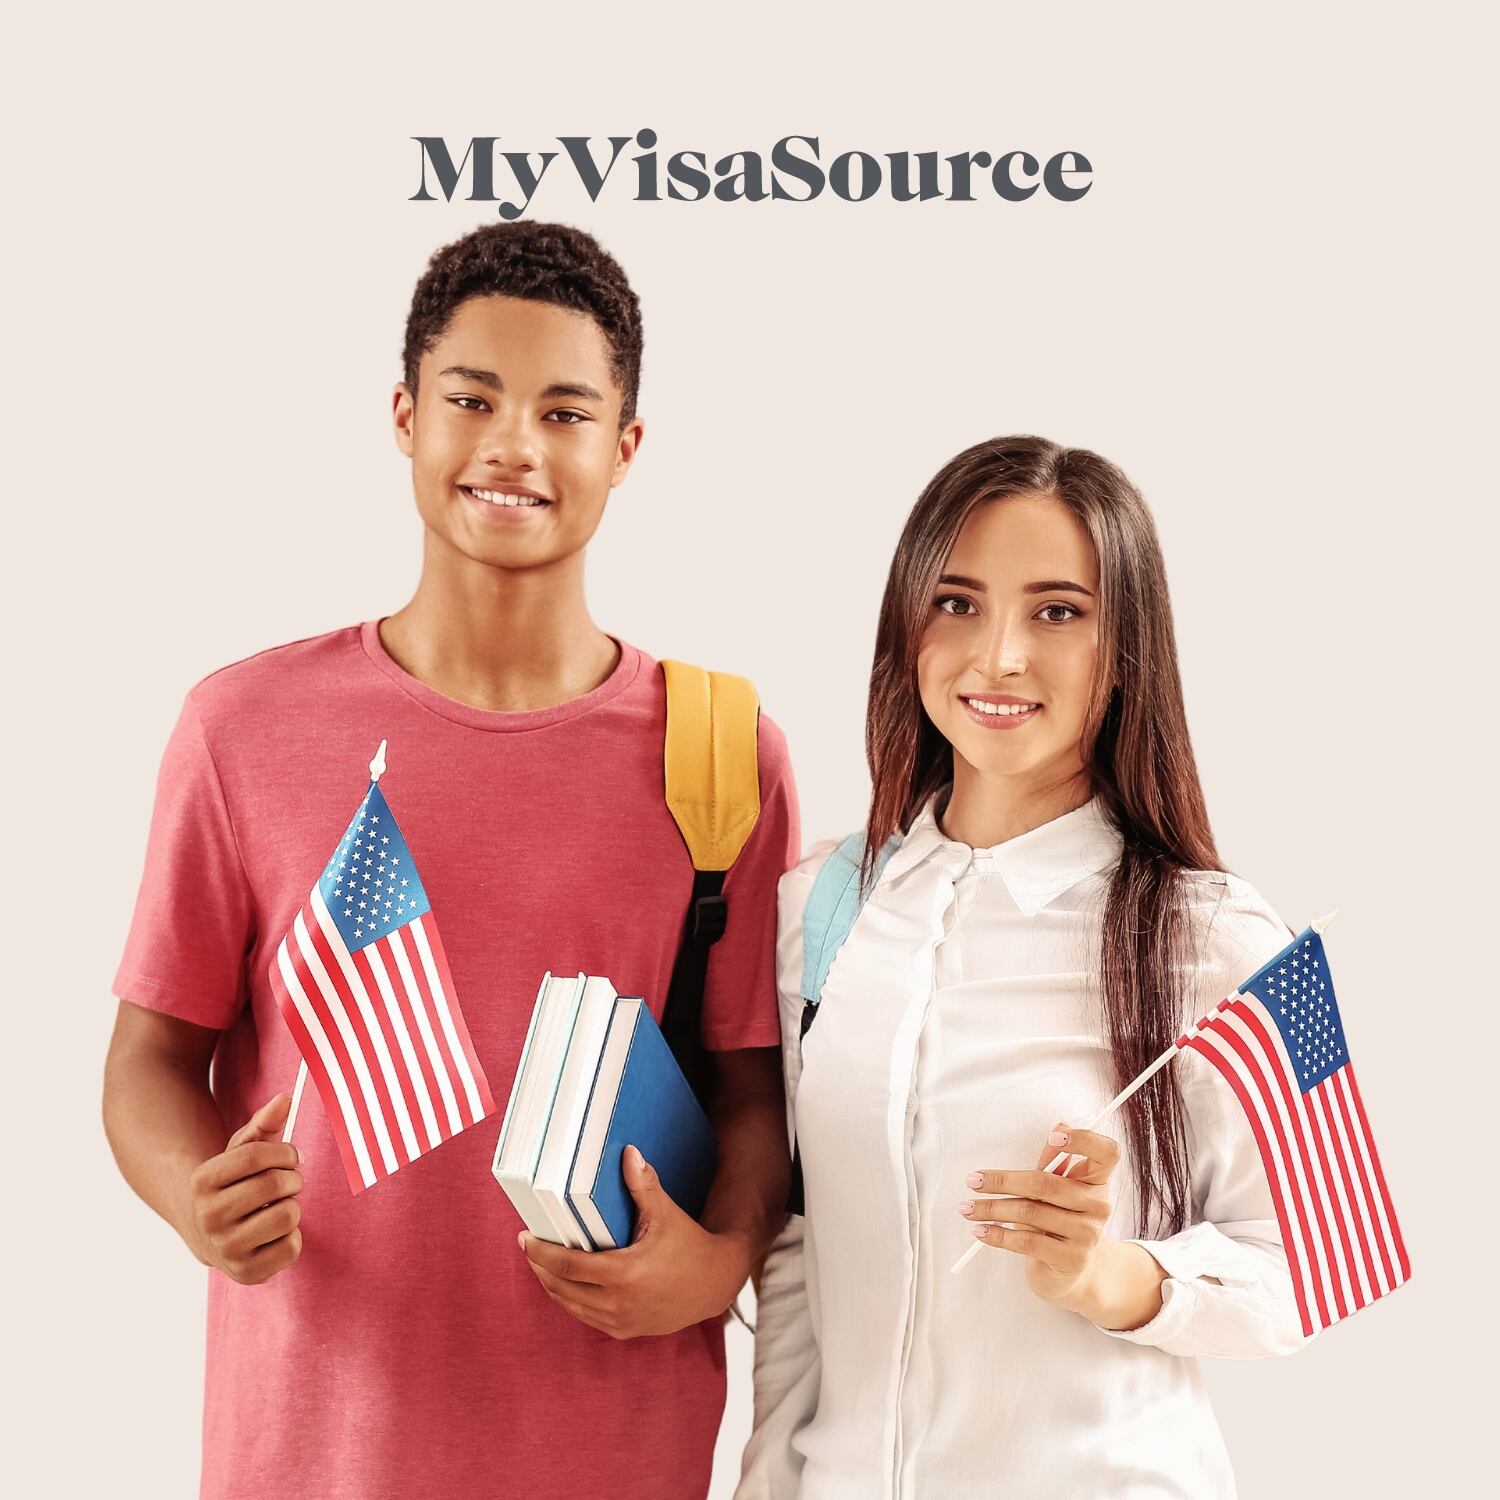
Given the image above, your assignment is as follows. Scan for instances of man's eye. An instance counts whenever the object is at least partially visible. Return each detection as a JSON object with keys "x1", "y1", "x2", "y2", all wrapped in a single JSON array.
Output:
[
  {"x1": 935, "y1": 595, "x2": 976, "y2": 617},
  {"x1": 1037, "y1": 603, "x2": 1080, "y2": 623},
  {"x1": 449, "y1": 396, "x2": 488, "y2": 411},
  {"x1": 546, "y1": 410, "x2": 589, "y2": 424}
]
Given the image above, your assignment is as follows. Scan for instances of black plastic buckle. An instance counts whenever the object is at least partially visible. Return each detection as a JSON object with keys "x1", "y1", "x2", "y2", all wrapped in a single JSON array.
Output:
[{"x1": 690, "y1": 894, "x2": 728, "y2": 945}]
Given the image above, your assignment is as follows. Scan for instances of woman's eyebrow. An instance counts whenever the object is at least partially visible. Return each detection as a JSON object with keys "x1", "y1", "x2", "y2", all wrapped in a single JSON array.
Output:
[
  {"x1": 937, "y1": 574, "x2": 1096, "y2": 598},
  {"x1": 1023, "y1": 579, "x2": 1095, "y2": 597}
]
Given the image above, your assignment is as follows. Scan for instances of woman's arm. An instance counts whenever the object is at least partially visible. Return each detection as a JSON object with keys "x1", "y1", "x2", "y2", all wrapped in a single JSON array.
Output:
[
  {"x1": 963, "y1": 882, "x2": 1309, "y2": 1357},
  {"x1": 1100, "y1": 881, "x2": 1309, "y2": 1358},
  {"x1": 737, "y1": 1213, "x2": 819, "y2": 1496},
  {"x1": 735, "y1": 849, "x2": 834, "y2": 1498},
  {"x1": 1099, "y1": 1043, "x2": 1307, "y2": 1358}
]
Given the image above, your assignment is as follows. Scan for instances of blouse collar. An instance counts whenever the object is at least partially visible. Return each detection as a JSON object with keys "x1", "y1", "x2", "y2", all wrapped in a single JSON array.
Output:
[{"x1": 882, "y1": 789, "x2": 1123, "y2": 916}]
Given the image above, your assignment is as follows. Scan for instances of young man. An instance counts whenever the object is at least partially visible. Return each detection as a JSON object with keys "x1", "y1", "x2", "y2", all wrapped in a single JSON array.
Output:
[{"x1": 104, "y1": 221, "x2": 798, "y2": 1499}]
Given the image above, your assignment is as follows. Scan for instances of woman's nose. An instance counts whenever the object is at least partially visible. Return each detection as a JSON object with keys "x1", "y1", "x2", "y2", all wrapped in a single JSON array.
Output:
[{"x1": 973, "y1": 617, "x2": 1028, "y2": 679}]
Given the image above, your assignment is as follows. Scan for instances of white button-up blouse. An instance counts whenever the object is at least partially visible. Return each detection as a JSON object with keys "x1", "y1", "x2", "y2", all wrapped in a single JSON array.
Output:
[{"x1": 737, "y1": 795, "x2": 1308, "y2": 1500}]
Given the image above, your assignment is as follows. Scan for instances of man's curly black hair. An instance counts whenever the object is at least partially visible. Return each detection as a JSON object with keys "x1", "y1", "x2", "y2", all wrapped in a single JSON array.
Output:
[{"x1": 402, "y1": 221, "x2": 643, "y2": 424}]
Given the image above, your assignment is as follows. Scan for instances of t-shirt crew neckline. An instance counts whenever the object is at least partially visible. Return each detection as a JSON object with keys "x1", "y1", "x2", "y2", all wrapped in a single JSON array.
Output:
[{"x1": 358, "y1": 618, "x2": 643, "y2": 732}]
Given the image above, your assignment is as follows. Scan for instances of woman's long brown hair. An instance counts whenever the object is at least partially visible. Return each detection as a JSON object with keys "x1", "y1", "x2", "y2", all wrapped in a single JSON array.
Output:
[{"x1": 865, "y1": 435, "x2": 1220, "y2": 1235}]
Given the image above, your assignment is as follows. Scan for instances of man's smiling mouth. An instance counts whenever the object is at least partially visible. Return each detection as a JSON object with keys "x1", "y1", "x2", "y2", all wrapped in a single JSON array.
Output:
[{"x1": 461, "y1": 485, "x2": 552, "y2": 507}]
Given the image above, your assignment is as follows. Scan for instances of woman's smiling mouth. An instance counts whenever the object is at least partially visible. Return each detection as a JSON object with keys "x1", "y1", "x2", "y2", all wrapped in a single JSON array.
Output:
[{"x1": 960, "y1": 694, "x2": 1041, "y2": 728}]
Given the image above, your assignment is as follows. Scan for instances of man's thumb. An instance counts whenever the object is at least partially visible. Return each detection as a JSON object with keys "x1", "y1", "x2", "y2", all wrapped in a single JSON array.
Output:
[
  {"x1": 624, "y1": 1144, "x2": 666, "y2": 1214},
  {"x1": 228, "y1": 1092, "x2": 293, "y2": 1149}
]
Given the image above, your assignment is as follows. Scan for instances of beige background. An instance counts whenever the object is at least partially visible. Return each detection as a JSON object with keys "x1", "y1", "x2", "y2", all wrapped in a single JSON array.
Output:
[{"x1": 8, "y1": 2, "x2": 1494, "y2": 1494}]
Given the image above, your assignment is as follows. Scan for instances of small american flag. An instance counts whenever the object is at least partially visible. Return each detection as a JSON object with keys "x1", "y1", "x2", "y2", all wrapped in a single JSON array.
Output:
[
  {"x1": 269, "y1": 768, "x2": 495, "y2": 1193},
  {"x1": 1182, "y1": 929, "x2": 1408, "y2": 1336}
]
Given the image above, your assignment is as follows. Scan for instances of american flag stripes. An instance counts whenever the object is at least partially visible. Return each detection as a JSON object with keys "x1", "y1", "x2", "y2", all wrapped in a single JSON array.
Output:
[
  {"x1": 270, "y1": 773, "x2": 495, "y2": 1193},
  {"x1": 1181, "y1": 929, "x2": 1408, "y2": 1337}
]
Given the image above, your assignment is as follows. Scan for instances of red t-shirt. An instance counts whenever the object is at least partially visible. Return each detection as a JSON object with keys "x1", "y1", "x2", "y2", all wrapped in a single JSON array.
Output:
[{"x1": 112, "y1": 621, "x2": 800, "y2": 1500}]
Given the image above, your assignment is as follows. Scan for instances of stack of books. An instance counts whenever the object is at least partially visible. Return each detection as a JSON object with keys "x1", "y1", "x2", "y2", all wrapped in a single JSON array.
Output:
[{"x1": 492, "y1": 972, "x2": 717, "y2": 1249}]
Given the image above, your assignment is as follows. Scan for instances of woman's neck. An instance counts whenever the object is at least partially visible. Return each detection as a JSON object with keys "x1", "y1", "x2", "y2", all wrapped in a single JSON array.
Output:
[{"x1": 937, "y1": 757, "x2": 1094, "y2": 849}]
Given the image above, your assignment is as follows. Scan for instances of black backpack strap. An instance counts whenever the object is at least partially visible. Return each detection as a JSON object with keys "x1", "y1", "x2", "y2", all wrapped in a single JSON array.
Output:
[{"x1": 660, "y1": 867, "x2": 729, "y2": 1105}]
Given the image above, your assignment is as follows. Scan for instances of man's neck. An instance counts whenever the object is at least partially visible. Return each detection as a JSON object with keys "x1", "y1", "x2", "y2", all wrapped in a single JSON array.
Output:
[{"x1": 379, "y1": 548, "x2": 619, "y2": 713}]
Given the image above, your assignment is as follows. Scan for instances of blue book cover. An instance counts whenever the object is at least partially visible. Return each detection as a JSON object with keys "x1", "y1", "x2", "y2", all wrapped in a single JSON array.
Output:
[{"x1": 572, "y1": 1003, "x2": 717, "y2": 1249}]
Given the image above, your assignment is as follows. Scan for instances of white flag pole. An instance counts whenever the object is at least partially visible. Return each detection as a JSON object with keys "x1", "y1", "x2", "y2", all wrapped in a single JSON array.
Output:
[
  {"x1": 948, "y1": 1028, "x2": 1197, "y2": 1276},
  {"x1": 282, "y1": 1059, "x2": 308, "y2": 1144},
  {"x1": 281, "y1": 739, "x2": 389, "y2": 1148},
  {"x1": 950, "y1": 910, "x2": 1340, "y2": 1275}
]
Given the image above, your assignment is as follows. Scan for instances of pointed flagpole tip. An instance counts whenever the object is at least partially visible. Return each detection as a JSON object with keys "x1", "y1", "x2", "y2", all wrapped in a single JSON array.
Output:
[
  {"x1": 369, "y1": 739, "x2": 388, "y2": 783},
  {"x1": 1311, "y1": 909, "x2": 1339, "y2": 935}
]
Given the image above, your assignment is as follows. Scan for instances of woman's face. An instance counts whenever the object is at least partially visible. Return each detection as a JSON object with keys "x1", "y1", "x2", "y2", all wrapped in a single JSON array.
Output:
[{"x1": 916, "y1": 492, "x2": 1102, "y2": 793}]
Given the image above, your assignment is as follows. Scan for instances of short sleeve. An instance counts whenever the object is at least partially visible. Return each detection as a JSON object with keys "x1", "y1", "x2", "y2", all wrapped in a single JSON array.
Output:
[
  {"x1": 698, "y1": 712, "x2": 801, "y2": 1051},
  {"x1": 111, "y1": 693, "x2": 256, "y2": 1030}
]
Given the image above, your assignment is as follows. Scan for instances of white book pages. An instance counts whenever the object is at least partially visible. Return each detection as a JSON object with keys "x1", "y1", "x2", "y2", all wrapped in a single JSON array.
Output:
[
  {"x1": 492, "y1": 972, "x2": 581, "y2": 1179},
  {"x1": 533, "y1": 976, "x2": 620, "y2": 1247},
  {"x1": 567, "y1": 997, "x2": 646, "y2": 1250}
]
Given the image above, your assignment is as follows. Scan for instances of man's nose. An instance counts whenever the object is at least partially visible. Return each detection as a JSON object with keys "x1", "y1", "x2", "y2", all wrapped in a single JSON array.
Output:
[{"x1": 476, "y1": 411, "x2": 541, "y2": 469}]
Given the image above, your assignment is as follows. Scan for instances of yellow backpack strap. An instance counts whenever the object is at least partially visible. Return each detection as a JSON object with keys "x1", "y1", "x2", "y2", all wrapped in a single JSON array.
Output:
[
  {"x1": 661, "y1": 659, "x2": 761, "y2": 871},
  {"x1": 658, "y1": 660, "x2": 762, "y2": 1099}
]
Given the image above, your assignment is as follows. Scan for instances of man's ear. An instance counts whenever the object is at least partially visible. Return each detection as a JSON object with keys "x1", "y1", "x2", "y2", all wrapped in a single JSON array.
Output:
[
  {"x1": 611, "y1": 416, "x2": 645, "y2": 487},
  {"x1": 392, "y1": 384, "x2": 416, "y2": 458}
]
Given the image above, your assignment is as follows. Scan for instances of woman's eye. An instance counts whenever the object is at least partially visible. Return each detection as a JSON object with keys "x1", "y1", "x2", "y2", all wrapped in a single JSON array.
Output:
[
  {"x1": 1037, "y1": 603, "x2": 1080, "y2": 623},
  {"x1": 935, "y1": 595, "x2": 977, "y2": 617}
]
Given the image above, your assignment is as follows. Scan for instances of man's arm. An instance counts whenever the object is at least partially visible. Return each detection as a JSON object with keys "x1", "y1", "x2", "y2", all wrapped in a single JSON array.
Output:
[
  {"x1": 699, "y1": 1045, "x2": 791, "y2": 1268},
  {"x1": 519, "y1": 1045, "x2": 789, "y2": 1338},
  {"x1": 103, "y1": 1001, "x2": 305, "y2": 1284}
]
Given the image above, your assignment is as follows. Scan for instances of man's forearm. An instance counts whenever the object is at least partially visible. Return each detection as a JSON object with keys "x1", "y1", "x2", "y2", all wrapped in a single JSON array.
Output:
[
  {"x1": 103, "y1": 1036, "x2": 226, "y2": 1250},
  {"x1": 699, "y1": 1047, "x2": 790, "y2": 1267}
]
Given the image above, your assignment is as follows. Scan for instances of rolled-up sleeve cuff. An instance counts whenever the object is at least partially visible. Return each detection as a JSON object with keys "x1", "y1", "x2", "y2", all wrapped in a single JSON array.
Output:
[{"x1": 1097, "y1": 1238, "x2": 1206, "y2": 1347}]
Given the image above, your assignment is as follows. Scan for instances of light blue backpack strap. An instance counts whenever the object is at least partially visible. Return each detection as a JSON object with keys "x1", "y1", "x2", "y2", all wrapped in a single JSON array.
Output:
[
  {"x1": 787, "y1": 828, "x2": 901, "y2": 1217},
  {"x1": 801, "y1": 831, "x2": 901, "y2": 1005}
]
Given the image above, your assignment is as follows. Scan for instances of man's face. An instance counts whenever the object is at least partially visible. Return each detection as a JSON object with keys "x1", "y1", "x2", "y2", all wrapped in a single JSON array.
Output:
[{"x1": 392, "y1": 295, "x2": 642, "y2": 571}]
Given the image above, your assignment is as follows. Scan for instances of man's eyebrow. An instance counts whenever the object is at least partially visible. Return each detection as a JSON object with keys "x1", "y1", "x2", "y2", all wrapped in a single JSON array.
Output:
[
  {"x1": 435, "y1": 368, "x2": 606, "y2": 404},
  {"x1": 439, "y1": 365, "x2": 501, "y2": 390},
  {"x1": 937, "y1": 573, "x2": 1096, "y2": 598},
  {"x1": 541, "y1": 381, "x2": 606, "y2": 402}
]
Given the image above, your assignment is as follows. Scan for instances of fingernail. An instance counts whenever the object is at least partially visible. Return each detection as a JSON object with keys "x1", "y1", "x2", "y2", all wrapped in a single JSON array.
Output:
[
  {"x1": 516, "y1": 1231, "x2": 527, "y2": 1251},
  {"x1": 1048, "y1": 1130, "x2": 1068, "y2": 1147},
  {"x1": 965, "y1": 1172, "x2": 983, "y2": 1189},
  {"x1": 957, "y1": 1201, "x2": 975, "y2": 1216},
  {"x1": 294, "y1": 1148, "x2": 302, "y2": 1165},
  {"x1": 626, "y1": 1144, "x2": 642, "y2": 1168},
  {"x1": 972, "y1": 1225, "x2": 990, "y2": 1239}
]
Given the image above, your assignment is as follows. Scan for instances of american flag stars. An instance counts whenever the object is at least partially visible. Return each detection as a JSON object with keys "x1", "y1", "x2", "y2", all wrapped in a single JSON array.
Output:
[{"x1": 316, "y1": 792, "x2": 431, "y2": 952}]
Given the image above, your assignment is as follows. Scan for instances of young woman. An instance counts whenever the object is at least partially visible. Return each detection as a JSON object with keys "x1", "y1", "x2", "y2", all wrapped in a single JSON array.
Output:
[{"x1": 739, "y1": 436, "x2": 1307, "y2": 1499}]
